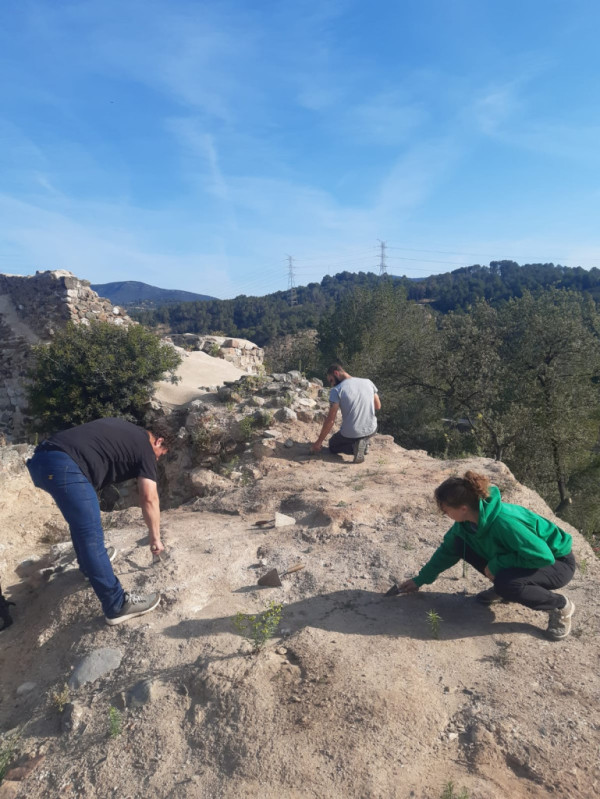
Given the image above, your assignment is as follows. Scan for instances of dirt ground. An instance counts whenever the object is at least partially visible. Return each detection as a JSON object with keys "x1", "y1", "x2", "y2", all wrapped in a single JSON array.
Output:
[{"x1": 1, "y1": 427, "x2": 599, "y2": 799}]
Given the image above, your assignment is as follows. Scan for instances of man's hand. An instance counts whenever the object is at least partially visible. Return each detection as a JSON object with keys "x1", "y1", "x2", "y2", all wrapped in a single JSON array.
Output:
[
  {"x1": 150, "y1": 540, "x2": 165, "y2": 556},
  {"x1": 484, "y1": 565, "x2": 494, "y2": 581},
  {"x1": 397, "y1": 578, "x2": 419, "y2": 594},
  {"x1": 310, "y1": 441, "x2": 323, "y2": 454}
]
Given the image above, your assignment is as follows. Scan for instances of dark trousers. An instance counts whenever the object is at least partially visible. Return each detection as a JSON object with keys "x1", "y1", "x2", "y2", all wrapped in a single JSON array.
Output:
[
  {"x1": 329, "y1": 430, "x2": 374, "y2": 455},
  {"x1": 458, "y1": 539, "x2": 575, "y2": 611},
  {"x1": 27, "y1": 449, "x2": 125, "y2": 618}
]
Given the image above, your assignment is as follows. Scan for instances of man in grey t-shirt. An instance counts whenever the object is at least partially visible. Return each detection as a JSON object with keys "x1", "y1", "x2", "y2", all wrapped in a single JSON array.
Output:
[{"x1": 310, "y1": 363, "x2": 381, "y2": 463}]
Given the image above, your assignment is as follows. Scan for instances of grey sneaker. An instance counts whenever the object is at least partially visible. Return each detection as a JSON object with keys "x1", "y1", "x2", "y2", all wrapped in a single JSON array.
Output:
[
  {"x1": 353, "y1": 438, "x2": 368, "y2": 464},
  {"x1": 84, "y1": 546, "x2": 117, "y2": 581},
  {"x1": 475, "y1": 587, "x2": 504, "y2": 605},
  {"x1": 546, "y1": 596, "x2": 575, "y2": 640},
  {"x1": 105, "y1": 591, "x2": 160, "y2": 626}
]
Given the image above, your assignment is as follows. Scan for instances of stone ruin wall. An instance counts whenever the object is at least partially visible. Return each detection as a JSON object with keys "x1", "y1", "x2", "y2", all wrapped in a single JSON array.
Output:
[
  {"x1": 167, "y1": 333, "x2": 264, "y2": 374},
  {"x1": 0, "y1": 270, "x2": 133, "y2": 442}
]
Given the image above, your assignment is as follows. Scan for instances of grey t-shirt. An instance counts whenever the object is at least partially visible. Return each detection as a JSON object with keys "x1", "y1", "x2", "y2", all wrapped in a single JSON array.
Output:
[{"x1": 329, "y1": 377, "x2": 378, "y2": 438}]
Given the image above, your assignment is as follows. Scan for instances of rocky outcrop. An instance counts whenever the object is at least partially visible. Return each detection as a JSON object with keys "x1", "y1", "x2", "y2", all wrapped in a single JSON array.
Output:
[
  {"x1": 166, "y1": 333, "x2": 264, "y2": 374},
  {"x1": 0, "y1": 270, "x2": 134, "y2": 441}
]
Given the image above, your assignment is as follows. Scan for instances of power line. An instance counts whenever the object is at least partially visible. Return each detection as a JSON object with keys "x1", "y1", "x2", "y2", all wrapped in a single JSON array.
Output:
[
  {"x1": 287, "y1": 255, "x2": 297, "y2": 306},
  {"x1": 378, "y1": 239, "x2": 387, "y2": 275}
]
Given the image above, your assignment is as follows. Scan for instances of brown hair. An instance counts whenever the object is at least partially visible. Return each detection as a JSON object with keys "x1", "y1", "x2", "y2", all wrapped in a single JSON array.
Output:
[
  {"x1": 326, "y1": 362, "x2": 345, "y2": 376},
  {"x1": 146, "y1": 419, "x2": 177, "y2": 450},
  {"x1": 434, "y1": 471, "x2": 490, "y2": 511}
]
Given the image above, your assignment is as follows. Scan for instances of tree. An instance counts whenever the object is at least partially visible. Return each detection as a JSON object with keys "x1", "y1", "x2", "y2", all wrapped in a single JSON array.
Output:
[{"x1": 26, "y1": 321, "x2": 182, "y2": 433}]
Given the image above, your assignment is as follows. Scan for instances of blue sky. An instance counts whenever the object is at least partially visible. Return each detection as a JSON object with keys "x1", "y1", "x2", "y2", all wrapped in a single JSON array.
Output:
[{"x1": 1, "y1": 0, "x2": 600, "y2": 299}]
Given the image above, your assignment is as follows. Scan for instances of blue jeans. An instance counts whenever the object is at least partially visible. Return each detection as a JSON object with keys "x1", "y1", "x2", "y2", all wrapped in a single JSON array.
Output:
[{"x1": 27, "y1": 449, "x2": 125, "y2": 618}]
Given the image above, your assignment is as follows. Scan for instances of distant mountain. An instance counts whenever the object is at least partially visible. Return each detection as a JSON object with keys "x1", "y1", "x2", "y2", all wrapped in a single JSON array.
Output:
[{"x1": 91, "y1": 281, "x2": 217, "y2": 308}]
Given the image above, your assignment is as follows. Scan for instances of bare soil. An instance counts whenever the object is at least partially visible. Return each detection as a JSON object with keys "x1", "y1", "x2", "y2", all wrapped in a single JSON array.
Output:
[{"x1": 1, "y1": 429, "x2": 599, "y2": 799}]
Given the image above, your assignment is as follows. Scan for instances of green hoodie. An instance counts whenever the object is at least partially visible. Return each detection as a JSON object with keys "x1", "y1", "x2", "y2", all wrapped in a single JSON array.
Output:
[{"x1": 413, "y1": 486, "x2": 572, "y2": 587}]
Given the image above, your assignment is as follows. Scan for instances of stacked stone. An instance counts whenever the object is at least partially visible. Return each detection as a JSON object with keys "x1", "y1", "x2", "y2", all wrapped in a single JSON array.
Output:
[
  {"x1": 0, "y1": 270, "x2": 135, "y2": 441},
  {"x1": 166, "y1": 333, "x2": 264, "y2": 374}
]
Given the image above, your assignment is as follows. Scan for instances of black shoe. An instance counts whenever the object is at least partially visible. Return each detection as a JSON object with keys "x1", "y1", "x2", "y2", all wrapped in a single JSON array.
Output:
[
  {"x1": 353, "y1": 438, "x2": 368, "y2": 464},
  {"x1": 105, "y1": 591, "x2": 160, "y2": 626},
  {"x1": 475, "y1": 588, "x2": 504, "y2": 605}
]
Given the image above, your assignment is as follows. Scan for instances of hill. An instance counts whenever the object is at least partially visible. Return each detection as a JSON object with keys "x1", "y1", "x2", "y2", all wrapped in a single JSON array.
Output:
[
  {"x1": 133, "y1": 261, "x2": 600, "y2": 347},
  {"x1": 91, "y1": 281, "x2": 216, "y2": 308},
  {"x1": 0, "y1": 373, "x2": 599, "y2": 799}
]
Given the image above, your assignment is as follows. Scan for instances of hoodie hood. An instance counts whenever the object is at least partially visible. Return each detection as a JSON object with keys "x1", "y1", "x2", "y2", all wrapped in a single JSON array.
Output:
[{"x1": 477, "y1": 485, "x2": 502, "y2": 534}]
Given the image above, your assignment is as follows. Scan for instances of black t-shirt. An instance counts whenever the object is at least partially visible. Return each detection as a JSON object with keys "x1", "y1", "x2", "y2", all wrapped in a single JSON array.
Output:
[{"x1": 47, "y1": 418, "x2": 157, "y2": 490}]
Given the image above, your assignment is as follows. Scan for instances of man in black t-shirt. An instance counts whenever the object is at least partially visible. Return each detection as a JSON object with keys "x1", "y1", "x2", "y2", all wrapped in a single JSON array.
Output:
[{"x1": 27, "y1": 418, "x2": 172, "y2": 625}]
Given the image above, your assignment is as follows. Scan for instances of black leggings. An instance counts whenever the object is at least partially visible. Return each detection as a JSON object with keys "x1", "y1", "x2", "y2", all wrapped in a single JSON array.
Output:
[{"x1": 457, "y1": 539, "x2": 576, "y2": 612}]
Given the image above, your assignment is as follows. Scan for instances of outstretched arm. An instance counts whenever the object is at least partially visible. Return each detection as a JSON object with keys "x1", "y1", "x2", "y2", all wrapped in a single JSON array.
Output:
[
  {"x1": 311, "y1": 402, "x2": 339, "y2": 453},
  {"x1": 138, "y1": 477, "x2": 164, "y2": 554}
]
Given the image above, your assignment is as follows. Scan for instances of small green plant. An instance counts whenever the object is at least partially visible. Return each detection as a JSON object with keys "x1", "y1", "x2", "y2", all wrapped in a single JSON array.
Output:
[
  {"x1": 427, "y1": 609, "x2": 442, "y2": 639},
  {"x1": 50, "y1": 683, "x2": 70, "y2": 713},
  {"x1": 579, "y1": 558, "x2": 588, "y2": 575},
  {"x1": 226, "y1": 400, "x2": 235, "y2": 412},
  {"x1": 462, "y1": 561, "x2": 469, "y2": 578},
  {"x1": 221, "y1": 455, "x2": 239, "y2": 477},
  {"x1": 234, "y1": 601, "x2": 283, "y2": 652},
  {"x1": 209, "y1": 342, "x2": 221, "y2": 358},
  {"x1": 441, "y1": 780, "x2": 469, "y2": 799},
  {"x1": 239, "y1": 415, "x2": 256, "y2": 441},
  {"x1": 108, "y1": 706, "x2": 122, "y2": 738},
  {"x1": 0, "y1": 731, "x2": 20, "y2": 784}
]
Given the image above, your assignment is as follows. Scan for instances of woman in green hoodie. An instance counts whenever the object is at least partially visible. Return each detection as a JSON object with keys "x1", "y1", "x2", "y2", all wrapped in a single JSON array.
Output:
[{"x1": 397, "y1": 471, "x2": 576, "y2": 640}]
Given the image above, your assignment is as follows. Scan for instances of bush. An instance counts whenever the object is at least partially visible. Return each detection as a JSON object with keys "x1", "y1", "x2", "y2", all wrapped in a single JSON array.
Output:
[
  {"x1": 26, "y1": 321, "x2": 181, "y2": 433},
  {"x1": 233, "y1": 601, "x2": 283, "y2": 652}
]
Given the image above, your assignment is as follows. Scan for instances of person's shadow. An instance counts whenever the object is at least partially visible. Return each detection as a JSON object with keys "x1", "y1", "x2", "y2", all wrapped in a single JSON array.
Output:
[{"x1": 163, "y1": 587, "x2": 543, "y2": 643}]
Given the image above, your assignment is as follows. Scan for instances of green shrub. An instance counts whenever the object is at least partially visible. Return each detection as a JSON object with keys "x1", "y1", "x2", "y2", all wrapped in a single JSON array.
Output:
[
  {"x1": 441, "y1": 781, "x2": 469, "y2": 799},
  {"x1": 239, "y1": 415, "x2": 256, "y2": 441},
  {"x1": 427, "y1": 609, "x2": 442, "y2": 639},
  {"x1": 108, "y1": 706, "x2": 122, "y2": 738},
  {"x1": 0, "y1": 731, "x2": 19, "y2": 784},
  {"x1": 234, "y1": 601, "x2": 283, "y2": 652},
  {"x1": 26, "y1": 321, "x2": 181, "y2": 433}
]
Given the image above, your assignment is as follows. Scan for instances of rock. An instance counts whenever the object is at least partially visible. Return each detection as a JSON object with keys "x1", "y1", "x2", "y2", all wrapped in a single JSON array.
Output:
[
  {"x1": 126, "y1": 678, "x2": 155, "y2": 708},
  {"x1": 16, "y1": 682, "x2": 36, "y2": 696},
  {"x1": 284, "y1": 439, "x2": 294, "y2": 448},
  {"x1": 4, "y1": 755, "x2": 45, "y2": 782},
  {"x1": 68, "y1": 648, "x2": 123, "y2": 689},
  {"x1": 189, "y1": 468, "x2": 231, "y2": 497},
  {"x1": 311, "y1": 377, "x2": 323, "y2": 387},
  {"x1": 248, "y1": 395, "x2": 265, "y2": 407},
  {"x1": 275, "y1": 512, "x2": 296, "y2": 528},
  {"x1": 262, "y1": 429, "x2": 281, "y2": 439},
  {"x1": 296, "y1": 410, "x2": 315, "y2": 423},
  {"x1": 295, "y1": 397, "x2": 317, "y2": 408},
  {"x1": 253, "y1": 438, "x2": 278, "y2": 459},
  {"x1": 275, "y1": 408, "x2": 298, "y2": 422},
  {"x1": 0, "y1": 781, "x2": 21, "y2": 798},
  {"x1": 61, "y1": 702, "x2": 85, "y2": 734}
]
